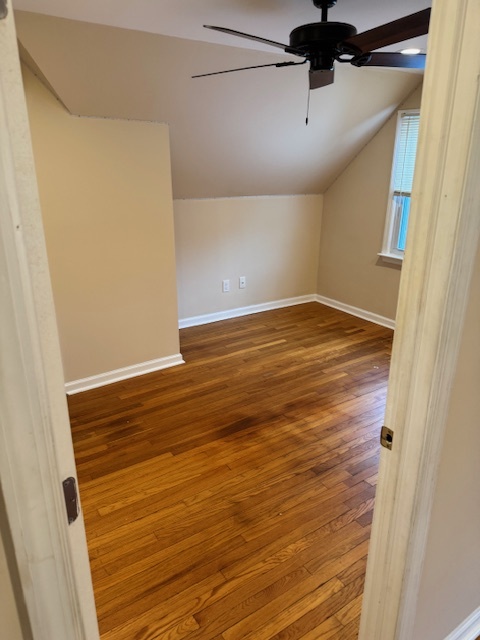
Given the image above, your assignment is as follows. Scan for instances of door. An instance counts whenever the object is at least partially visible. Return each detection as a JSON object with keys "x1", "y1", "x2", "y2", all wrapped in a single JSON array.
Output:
[
  {"x1": 359, "y1": 0, "x2": 480, "y2": 638},
  {"x1": 0, "y1": 3, "x2": 99, "y2": 639}
]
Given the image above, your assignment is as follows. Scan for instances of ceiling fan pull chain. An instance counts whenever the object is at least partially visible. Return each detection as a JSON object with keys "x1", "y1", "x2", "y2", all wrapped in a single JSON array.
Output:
[{"x1": 305, "y1": 85, "x2": 311, "y2": 126}]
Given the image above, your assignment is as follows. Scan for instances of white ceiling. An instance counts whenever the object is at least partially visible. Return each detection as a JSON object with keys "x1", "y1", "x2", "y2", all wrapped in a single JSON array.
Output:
[
  {"x1": 12, "y1": 0, "x2": 431, "y2": 53},
  {"x1": 13, "y1": 1, "x2": 430, "y2": 199}
]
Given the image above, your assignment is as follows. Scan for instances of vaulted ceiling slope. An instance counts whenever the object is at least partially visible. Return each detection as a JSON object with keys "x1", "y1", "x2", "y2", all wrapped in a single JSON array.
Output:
[{"x1": 14, "y1": 8, "x2": 424, "y2": 199}]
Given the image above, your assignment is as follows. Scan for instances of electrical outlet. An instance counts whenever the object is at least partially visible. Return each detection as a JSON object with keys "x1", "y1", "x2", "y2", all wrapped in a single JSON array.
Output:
[
  {"x1": 239, "y1": 276, "x2": 246, "y2": 289},
  {"x1": 222, "y1": 279, "x2": 230, "y2": 293}
]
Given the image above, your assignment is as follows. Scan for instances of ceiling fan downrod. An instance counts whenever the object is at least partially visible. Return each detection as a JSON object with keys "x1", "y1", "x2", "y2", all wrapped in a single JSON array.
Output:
[{"x1": 312, "y1": 0, "x2": 337, "y2": 22}]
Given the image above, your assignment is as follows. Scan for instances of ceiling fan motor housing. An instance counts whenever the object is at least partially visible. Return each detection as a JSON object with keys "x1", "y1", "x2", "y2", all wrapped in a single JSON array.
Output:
[{"x1": 290, "y1": 22, "x2": 357, "y2": 70}]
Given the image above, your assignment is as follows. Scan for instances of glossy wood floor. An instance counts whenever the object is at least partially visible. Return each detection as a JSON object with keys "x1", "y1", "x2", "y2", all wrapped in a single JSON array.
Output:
[{"x1": 68, "y1": 303, "x2": 393, "y2": 640}]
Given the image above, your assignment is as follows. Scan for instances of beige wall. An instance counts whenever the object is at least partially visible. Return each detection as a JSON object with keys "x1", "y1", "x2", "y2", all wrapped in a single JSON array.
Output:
[
  {"x1": 316, "y1": 83, "x2": 423, "y2": 321},
  {"x1": 174, "y1": 195, "x2": 323, "y2": 320},
  {"x1": 412, "y1": 244, "x2": 480, "y2": 639},
  {"x1": 23, "y1": 66, "x2": 180, "y2": 383}
]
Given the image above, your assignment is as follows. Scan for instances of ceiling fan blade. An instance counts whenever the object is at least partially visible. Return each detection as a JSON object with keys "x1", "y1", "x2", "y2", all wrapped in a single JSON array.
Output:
[
  {"x1": 342, "y1": 8, "x2": 431, "y2": 54},
  {"x1": 192, "y1": 60, "x2": 305, "y2": 79},
  {"x1": 204, "y1": 25, "x2": 304, "y2": 56},
  {"x1": 309, "y1": 68, "x2": 334, "y2": 90},
  {"x1": 362, "y1": 52, "x2": 426, "y2": 69}
]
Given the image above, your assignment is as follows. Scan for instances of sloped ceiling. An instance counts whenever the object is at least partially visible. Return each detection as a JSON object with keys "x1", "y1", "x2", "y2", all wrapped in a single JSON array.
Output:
[{"x1": 13, "y1": 1, "x2": 429, "y2": 199}]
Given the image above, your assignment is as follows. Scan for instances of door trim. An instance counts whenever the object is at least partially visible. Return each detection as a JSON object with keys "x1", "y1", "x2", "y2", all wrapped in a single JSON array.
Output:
[
  {"x1": 0, "y1": 4, "x2": 99, "y2": 639},
  {"x1": 3, "y1": 0, "x2": 480, "y2": 638},
  {"x1": 359, "y1": 1, "x2": 480, "y2": 638}
]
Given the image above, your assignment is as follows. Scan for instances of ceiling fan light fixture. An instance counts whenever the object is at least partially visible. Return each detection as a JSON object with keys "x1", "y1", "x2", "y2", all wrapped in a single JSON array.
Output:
[{"x1": 401, "y1": 47, "x2": 422, "y2": 55}]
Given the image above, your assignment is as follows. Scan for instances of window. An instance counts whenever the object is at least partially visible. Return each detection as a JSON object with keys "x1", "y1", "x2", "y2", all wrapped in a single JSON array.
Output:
[{"x1": 380, "y1": 109, "x2": 420, "y2": 263}]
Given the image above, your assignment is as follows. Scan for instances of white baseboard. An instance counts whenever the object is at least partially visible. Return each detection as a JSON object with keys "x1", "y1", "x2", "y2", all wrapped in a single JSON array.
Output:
[
  {"x1": 315, "y1": 294, "x2": 396, "y2": 330},
  {"x1": 67, "y1": 296, "x2": 392, "y2": 393},
  {"x1": 444, "y1": 607, "x2": 480, "y2": 640},
  {"x1": 179, "y1": 294, "x2": 396, "y2": 330},
  {"x1": 178, "y1": 295, "x2": 317, "y2": 329},
  {"x1": 65, "y1": 354, "x2": 185, "y2": 395}
]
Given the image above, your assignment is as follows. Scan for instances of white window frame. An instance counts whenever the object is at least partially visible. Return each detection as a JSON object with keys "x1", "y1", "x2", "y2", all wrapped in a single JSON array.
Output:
[{"x1": 379, "y1": 109, "x2": 420, "y2": 264}]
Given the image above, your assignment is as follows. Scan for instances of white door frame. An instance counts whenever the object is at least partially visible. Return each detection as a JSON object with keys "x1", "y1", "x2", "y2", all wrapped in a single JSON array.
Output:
[
  {"x1": 359, "y1": 0, "x2": 480, "y2": 638},
  {"x1": 1, "y1": 0, "x2": 480, "y2": 638},
  {"x1": 0, "y1": 3, "x2": 99, "y2": 639}
]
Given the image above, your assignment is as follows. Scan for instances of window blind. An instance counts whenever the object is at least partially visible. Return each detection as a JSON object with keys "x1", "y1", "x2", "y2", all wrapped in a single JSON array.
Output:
[{"x1": 393, "y1": 113, "x2": 420, "y2": 195}]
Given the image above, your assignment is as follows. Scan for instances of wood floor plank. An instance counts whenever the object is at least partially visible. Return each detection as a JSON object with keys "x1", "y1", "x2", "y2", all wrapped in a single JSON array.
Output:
[
  {"x1": 188, "y1": 539, "x2": 371, "y2": 640},
  {"x1": 221, "y1": 577, "x2": 344, "y2": 640},
  {"x1": 99, "y1": 572, "x2": 227, "y2": 640},
  {"x1": 296, "y1": 616, "x2": 345, "y2": 640},
  {"x1": 68, "y1": 303, "x2": 392, "y2": 639},
  {"x1": 268, "y1": 575, "x2": 365, "y2": 640},
  {"x1": 335, "y1": 593, "x2": 364, "y2": 626}
]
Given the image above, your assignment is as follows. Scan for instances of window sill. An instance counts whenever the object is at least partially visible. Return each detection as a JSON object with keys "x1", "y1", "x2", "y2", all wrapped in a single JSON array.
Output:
[{"x1": 378, "y1": 252, "x2": 403, "y2": 266}]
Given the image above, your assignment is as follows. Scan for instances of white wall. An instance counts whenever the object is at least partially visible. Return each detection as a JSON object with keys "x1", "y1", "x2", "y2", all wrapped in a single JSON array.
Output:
[
  {"x1": 411, "y1": 245, "x2": 480, "y2": 640},
  {"x1": 174, "y1": 195, "x2": 323, "y2": 320}
]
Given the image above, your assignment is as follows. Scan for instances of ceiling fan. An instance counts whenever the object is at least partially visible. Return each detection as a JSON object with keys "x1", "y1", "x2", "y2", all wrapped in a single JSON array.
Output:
[{"x1": 193, "y1": 1, "x2": 430, "y2": 91}]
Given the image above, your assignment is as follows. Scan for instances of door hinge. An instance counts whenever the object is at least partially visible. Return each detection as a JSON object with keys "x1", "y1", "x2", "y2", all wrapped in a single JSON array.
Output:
[
  {"x1": 62, "y1": 477, "x2": 79, "y2": 524},
  {"x1": 380, "y1": 426, "x2": 394, "y2": 450},
  {"x1": 0, "y1": 0, "x2": 7, "y2": 20}
]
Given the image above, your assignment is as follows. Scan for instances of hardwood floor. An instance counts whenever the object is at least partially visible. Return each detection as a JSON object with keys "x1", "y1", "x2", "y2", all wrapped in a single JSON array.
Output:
[{"x1": 68, "y1": 302, "x2": 393, "y2": 640}]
